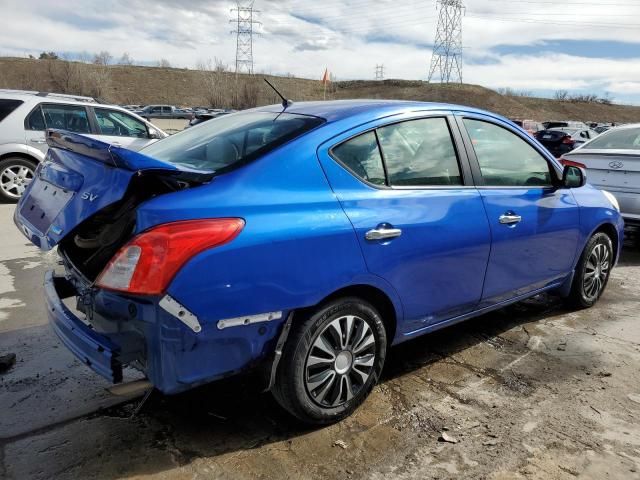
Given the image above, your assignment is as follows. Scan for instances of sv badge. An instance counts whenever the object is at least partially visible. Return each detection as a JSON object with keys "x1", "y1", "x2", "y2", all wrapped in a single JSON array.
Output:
[{"x1": 81, "y1": 192, "x2": 99, "y2": 202}]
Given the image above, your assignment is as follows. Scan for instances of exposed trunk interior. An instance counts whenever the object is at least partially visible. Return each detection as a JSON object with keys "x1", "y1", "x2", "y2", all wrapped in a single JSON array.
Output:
[{"x1": 58, "y1": 173, "x2": 200, "y2": 281}]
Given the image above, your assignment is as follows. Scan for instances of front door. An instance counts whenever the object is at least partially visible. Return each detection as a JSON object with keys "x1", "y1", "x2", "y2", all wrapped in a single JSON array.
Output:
[
  {"x1": 90, "y1": 107, "x2": 157, "y2": 151},
  {"x1": 318, "y1": 114, "x2": 491, "y2": 335},
  {"x1": 457, "y1": 115, "x2": 581, "y2": 306}
]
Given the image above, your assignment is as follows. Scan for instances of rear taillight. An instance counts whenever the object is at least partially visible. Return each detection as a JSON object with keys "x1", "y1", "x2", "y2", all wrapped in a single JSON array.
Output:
[
  {"x1": 559, "y1": 157, "x2": 586, "y2": 168},
  {"x1": 96, "y1": 218, "x2": 244, "y2": 295},
  {"x1": 561, "y1": 135, "x2": 575, "y2": 145}
]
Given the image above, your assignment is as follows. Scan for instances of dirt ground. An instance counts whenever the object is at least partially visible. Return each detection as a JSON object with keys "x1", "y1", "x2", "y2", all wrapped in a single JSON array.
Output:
[{"x1": 1, "y1": 203, "x2": 639, "y2": 479}]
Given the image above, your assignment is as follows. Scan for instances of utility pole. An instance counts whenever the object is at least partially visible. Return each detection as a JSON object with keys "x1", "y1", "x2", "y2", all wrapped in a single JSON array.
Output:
[
  {"x1": 375, "y1": 64, "x2": 385, "y2": 81},
  {"x1": 230, "y1": 1, "x2": 260, "y2": 75},
  {"x1": 427, "y1": 0, "x2": 464, "y2": 84}
]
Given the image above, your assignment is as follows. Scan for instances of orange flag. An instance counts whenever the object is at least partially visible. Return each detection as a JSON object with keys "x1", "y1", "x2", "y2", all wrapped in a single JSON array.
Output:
[{"x1": 321, "y1": 68, "x2": 330, "y2": 85}]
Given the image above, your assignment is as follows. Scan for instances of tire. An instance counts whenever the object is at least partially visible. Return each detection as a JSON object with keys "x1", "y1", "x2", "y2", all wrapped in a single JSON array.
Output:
[
  {"x1": 0, "y1": 157, "x2": 37, "y2": 203},
  {"x1": 567, "y1": 232, "x2": 613, "y2": 308},
  {"x1": 272, "y1": 297, "x2": 387, "y2": 424}
]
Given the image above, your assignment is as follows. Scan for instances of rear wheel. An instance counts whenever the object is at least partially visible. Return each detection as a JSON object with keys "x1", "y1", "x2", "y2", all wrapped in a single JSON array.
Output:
[
  {"x1": 567, "y1": 232, "x2": 613, "y2": 308},
  {"x1": 272, "y1": 297, "x2": 387, "y2": 424},
  {"x1": 0, "y1": 157, "x2": 37, "y2": 203}
]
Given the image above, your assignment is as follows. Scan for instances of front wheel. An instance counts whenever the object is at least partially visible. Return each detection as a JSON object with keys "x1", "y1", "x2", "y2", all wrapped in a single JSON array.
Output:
[
  {"x1": 567, "y1": 232, "x2": 613, "y2": 308},
  {"x1": 272, "y1": 297, "x2": 387, "y2": 424},
  {"x1": 0, "y1": 157, "x2": 37, "y2": 203}
]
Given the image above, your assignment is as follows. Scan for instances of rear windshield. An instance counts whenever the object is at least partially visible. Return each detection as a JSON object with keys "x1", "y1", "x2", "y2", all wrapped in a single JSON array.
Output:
[
  {"x1": 142, "y1": 111, "x2": 324, "y2": 172},
  {"x1": 0, "y1": 99, "x2": 23, "y2": 123},
  {"x1": 586, "y1": 127, "x2": 640, "y2": 150}
]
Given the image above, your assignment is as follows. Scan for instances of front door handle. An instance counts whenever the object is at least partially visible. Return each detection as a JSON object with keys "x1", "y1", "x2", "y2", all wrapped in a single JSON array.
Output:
[
  {"x1": 499, "y1": 213, "x2": 522, "y2": 225},
  {"x1": 29, "y1": 139, "x2": 46, "y2": 144},
  {"x1": 365, "y1": 226, "x2": 402, "y2": 241}
]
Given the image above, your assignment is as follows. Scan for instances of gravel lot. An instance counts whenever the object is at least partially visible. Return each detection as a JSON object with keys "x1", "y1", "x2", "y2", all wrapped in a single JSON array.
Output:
[{"x1": 0, "y1": 203, "x2": 639, "y2": 479}]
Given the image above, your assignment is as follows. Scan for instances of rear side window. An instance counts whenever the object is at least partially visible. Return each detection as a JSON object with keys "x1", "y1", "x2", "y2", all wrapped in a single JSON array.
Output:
[
  {"x1": 586, "y1": 127, "x2": 640, "y2": 150},
  {"x1": 40, "y1": 104, "x2": 91, "y2": 133},
  {"x1": 0, "y1": 99, "x2": 23, "y2": 123},
  {"x1": 331, "y1": 131, "x2": 386, "y2": 186},
  {"x1": 463, "y1": 118, "x2": 552, "y2": 187},
  {"x1": 377, "y1": 118, "x2": 462, "y2": 186},
  {"x1": 142, "y1": 111, "x2": 324, "y2": 172}
]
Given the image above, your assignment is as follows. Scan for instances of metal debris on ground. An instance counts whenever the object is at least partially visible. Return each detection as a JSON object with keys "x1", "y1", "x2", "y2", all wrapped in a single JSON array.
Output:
[
  {"x1": 438, "y1": 432, "x2": 459, "y2": 444},
  {"x1": 333, "y1": 440, "x2": 348, "y2": 449}
]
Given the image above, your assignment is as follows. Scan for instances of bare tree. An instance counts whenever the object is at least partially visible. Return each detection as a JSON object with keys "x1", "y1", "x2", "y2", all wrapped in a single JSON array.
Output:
[
  {"x1": 199, "y1": 58, "x2": 232, "y2": 108},
  {"x1": 118, "y1": 52, "x2": 134, "y2": 65},
  {"x1": 39, "y1": 51, "x2": 59, "y2": 60},
  {"x1": 93, "y1": 51, "x2": 113, "y2": 66},
  {"x1": 554, "y1": 90, "x2": 569, "y2": 101},
  {"x1": 157, "y1": 58, "x2": 171, "y2": 68}
]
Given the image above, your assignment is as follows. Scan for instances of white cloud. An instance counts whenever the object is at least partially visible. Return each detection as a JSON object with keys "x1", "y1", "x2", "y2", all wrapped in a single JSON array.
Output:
[{"x1": 0, "y1": 0, "x2": 639, "y2": 101}]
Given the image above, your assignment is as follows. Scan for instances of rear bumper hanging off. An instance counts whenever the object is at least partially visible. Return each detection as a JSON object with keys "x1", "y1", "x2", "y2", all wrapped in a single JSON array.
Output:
[{"x1": 44, "y1": 270, "x2": 123, "y2": 383}]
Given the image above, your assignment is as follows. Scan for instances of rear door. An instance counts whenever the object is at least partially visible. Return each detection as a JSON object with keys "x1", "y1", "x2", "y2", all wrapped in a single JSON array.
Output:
[
  {"x1": 24, "y1": 103, "x2": 93, "y2": 155},
  {"x1": 457, "y1": 114, "x2": 581, "y2": 305},
  {"x1": 317, "y1": 113, "x2": 491, "y2": 334}
]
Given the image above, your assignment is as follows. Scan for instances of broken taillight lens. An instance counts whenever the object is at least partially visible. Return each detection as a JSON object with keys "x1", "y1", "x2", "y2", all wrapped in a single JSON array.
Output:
[{"x1": 96, "y1": 218, "x2": 245, "y2": 295}]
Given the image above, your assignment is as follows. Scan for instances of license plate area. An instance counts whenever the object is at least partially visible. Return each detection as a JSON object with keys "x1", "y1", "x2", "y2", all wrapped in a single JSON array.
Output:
[{"x1": 19, "y1": 179, "x2": 74, "y2": 234}]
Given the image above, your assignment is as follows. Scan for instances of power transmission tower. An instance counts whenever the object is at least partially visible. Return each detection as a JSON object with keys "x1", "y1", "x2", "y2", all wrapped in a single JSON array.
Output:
[
  {"x1": 427, "y1": 0, "x2": 464, "y2": 84},
  {"x1": 375, "y1": 64, "x2": 385, "y2": 81},
  {"x1": 230, "y1": 1, "x2": 260, "y2": 75}
]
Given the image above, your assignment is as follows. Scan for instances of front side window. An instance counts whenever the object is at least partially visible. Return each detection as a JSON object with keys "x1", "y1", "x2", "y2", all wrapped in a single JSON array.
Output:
[
  {"x1": 141, "y1": 111, "x2": 324, "y2": 172},
  {"x1": 94, "y1": 108, "x2": 148, "y2": 138},
  {"x1": 586, "y1": 127, "x2": 640, "y2": 150},
  {"x1": 331, "y1": 131, "x2": 386, "y2": 186},
  {"x1": 463, "y1": 118, "x2": 552, "y2": 187},
  {"x1": 40, "y1": 104, "x2": 91, "y2": 133},
  {"x1": 377, "y1": 118, "x2": 462, "y2": 186}
]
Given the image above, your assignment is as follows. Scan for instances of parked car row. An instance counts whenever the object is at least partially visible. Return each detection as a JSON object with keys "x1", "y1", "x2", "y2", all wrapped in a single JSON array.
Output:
[
  {"x1": 123, "y1": 104, "x2": 235, "y2": 122},
  {"x1": 0, "y1": 89, "x2": 167, "y2": 202}
]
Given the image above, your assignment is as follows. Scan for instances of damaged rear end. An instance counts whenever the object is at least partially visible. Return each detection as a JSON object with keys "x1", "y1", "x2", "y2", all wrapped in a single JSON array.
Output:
[{"x1": 15, "y1": 130, "x2": 217, "y2": 388}]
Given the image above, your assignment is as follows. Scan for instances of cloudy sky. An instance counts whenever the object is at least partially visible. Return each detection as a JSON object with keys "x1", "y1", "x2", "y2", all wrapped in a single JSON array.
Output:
[{"x1": 1, "y1": 0, "x2": 640, "y2": 103}]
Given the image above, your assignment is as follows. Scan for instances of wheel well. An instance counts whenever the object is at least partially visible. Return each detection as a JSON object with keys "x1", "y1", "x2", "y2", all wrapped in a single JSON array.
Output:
[
  {"x1": 0, "y1": 152, "x2": 39, "y2": 165},
  {"x1": 310, "y1": 285, "x2": 398, "y2": 342},
  {"x1": 594, "y1": 223, "x2": 619, "y2": 260}
]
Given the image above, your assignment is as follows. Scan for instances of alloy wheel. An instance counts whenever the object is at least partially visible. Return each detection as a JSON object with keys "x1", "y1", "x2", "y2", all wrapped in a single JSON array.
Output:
[
  {"x1": 0, "y1": 164, "x2": 34, "y2": 199},
  {"x1": 583, "y1": 242, "x2": 611, "y2": 301},
  {"x1": 305, "y1": 315, "x2": 376, "y2": 407}
]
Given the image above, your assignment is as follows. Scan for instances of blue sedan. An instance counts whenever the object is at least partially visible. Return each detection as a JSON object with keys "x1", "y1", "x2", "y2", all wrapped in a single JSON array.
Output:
[{"x1": 14, "y1": 100, "x2": 623, "y2": 424}]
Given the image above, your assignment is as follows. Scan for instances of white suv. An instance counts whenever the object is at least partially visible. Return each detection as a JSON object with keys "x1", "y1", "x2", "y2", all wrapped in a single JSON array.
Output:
[{"x1": 0, "y1": 90, "x2": 167, "y2": 202}]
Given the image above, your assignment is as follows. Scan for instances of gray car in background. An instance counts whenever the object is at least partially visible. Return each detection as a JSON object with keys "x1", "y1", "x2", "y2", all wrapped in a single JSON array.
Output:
[{"x1": 562, "y1": 124, "x2": 640, "y2": 232}]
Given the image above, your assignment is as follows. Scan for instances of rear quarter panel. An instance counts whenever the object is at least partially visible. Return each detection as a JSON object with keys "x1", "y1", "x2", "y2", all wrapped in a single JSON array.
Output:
[{"x1": 136, "y1": 127, "x2": 404, "y2": 331}]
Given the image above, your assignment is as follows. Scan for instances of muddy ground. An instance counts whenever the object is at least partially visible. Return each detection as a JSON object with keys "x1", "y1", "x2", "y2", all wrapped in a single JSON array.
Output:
[{"x1": 0, "y1": 203, "x2": 639, "y2": 479}]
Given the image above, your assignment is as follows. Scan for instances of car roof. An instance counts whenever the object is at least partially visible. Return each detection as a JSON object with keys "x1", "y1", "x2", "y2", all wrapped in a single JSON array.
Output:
[{"x1": 254, "y1": 99, "x2": 505, "y2": 123}]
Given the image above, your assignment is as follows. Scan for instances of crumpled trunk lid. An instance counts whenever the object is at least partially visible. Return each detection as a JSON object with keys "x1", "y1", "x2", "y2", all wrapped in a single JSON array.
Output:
[{"x1": 14, "y1": 129, "x2": 212, "y2": 251}]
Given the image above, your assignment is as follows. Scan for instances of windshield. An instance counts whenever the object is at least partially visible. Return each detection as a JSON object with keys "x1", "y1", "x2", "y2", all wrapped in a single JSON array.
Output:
[
  {"x1": 142, "y1": 111, "x2": 324, "y2": 172},
  {"x1": 585, "y1": 127, "x2": 640, "y2": 150}
]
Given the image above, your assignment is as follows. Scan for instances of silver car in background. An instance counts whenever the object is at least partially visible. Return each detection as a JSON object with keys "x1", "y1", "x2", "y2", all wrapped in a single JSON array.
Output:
[
  {"x1": 0, "y1": 90, "x2": 167, "y2": 202},
  {"x1": 562, "y1": 123, "x2": 640, "y2": 231}
]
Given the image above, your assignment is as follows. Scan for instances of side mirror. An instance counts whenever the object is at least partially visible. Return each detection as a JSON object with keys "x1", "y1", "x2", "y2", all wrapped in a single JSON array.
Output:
[
  {"x1": 148, "y1": 128, "x2": 161, "y2": 140},
  {"x1": 562, "y1": 165, "x2": 586, "y2": 188}
]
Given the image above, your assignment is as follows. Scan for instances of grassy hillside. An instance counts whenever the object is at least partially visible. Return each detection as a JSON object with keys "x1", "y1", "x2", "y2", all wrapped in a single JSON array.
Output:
[{"x1": 1, "y1": 57, "x2": 639, "y2": 123}]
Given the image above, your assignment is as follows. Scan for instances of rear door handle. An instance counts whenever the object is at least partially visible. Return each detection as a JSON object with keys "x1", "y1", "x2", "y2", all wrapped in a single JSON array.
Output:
[
  {"x1": 365, "y1": 227, "x2": 402, "y2": 241},
  {"x1": 499, "y1": 213, "x2": 522, "y2": 225},
  {"x1": 29, "y1": 139, "x2": 46, "y2": 144}
]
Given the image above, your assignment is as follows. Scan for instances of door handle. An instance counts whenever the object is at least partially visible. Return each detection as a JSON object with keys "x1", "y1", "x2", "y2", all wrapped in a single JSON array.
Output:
[
  {"x1": 365, "y1": 227, "x2": 402, "y2": 241},
  {"x1": 499, "y1": 213, "x2": 522, "y2": 225},
  {"x1": 29, "y1": 139, "x2": 46, "y2": 144}
]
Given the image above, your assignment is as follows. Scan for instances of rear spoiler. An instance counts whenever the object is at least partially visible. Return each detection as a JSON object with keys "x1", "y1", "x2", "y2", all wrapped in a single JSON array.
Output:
[{"x1": 46, "y1": 129, "x2": 214, "y2": 183}]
